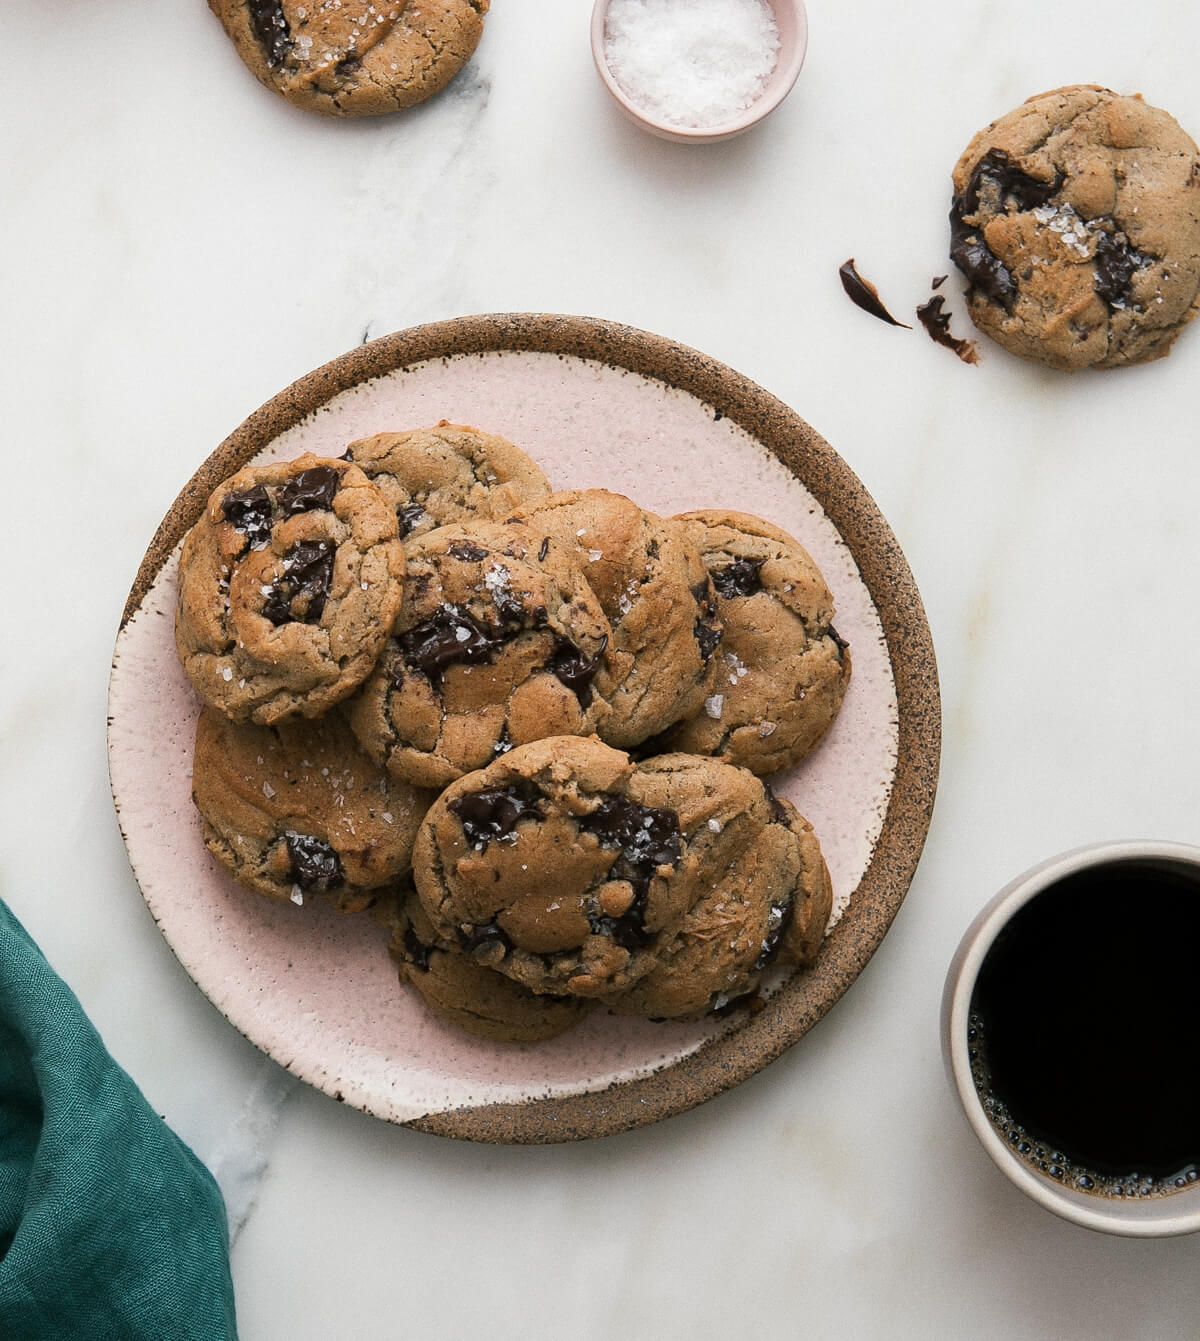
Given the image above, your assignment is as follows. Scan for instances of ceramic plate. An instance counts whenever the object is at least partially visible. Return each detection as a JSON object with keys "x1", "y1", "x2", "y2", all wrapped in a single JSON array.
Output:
[{"x1": 107, "y1": 313, "x2": 940, "y2": 1144}]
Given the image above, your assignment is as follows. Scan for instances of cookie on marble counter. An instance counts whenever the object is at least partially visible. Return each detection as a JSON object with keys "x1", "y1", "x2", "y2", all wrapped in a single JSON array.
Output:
[
  {"x1": 950, "y1": 85, "x2": 1200, "y2": 370},
  {"x1": 345, "y1": 422, "x2": 551, "y2": 542},
  {"x1": 210, "y1": 0, "x2": 489, "y2": 118},
  {"x1": 386, "y1": 887, "x2": 591, "y2": 1044},
  {"x1": 610, "y1": 790, "x2": 832, "y2": 1020},
  {"x1": 346, "y1": 521, "x2": 617, "y2": 789},
  {"x1": 411, "y1": 737, "x2": 779, "y2": 1000},
  {"x1": 516, "y1": 491, "x2": 723, "y2": 749},
  {"x1": 659, "y1": 510, "x2": 849, "y2": 775},
  {"x1": 176, "y1": 455, "x2": 405, "y2": 724},
  {"x1": 192, "y1": 707, "x2": 432, "y2": 913}
]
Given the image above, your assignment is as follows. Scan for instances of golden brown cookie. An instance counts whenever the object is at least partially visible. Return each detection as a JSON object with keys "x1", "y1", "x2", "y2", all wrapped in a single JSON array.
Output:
[
  {"x1": 175, "y1": 455, "x2": 405, "y2": 724},
  {"x1": 660, "y1": 510, "x2": 849, "y2": 775},
  {"x1": 516, "y1": 491, "x2": 723, "y2": 749},
  {"x1": 411, "y1": 737, "x2": 782, "y2": 1000},
  {"x1": 175, "y1": 453, "x2": 404, "y2": 729},
  {"x1": 950, "y1": 85, "x2": 1200, "y2": 370},
  {"x1": 209, "y1": 1, "x2": 490, "y2": 117},
  {"x1": 385, "y1": 887, "x2": 591, "y2": 1043},
  {"x1": 192, "y1": 708, "x2": 432, "y2": 912},
  {"x1": 345, "y1": 422, "x2": 551, "y2": 542},
  {"x1": 610, "y1": 791, "x2": 832, "y2": 1020},
  {"x1": 346, "y1": 522, "x2": 618, "y2": 788}
]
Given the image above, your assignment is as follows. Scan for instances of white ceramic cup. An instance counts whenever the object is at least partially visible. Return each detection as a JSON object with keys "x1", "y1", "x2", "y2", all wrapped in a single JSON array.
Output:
[
  {"x1": 942, "y1": 840, "x2": 1200, "y2": 1237},
  {"x1": 590, "y1": 0, "x2": 808, "y2": 145}
]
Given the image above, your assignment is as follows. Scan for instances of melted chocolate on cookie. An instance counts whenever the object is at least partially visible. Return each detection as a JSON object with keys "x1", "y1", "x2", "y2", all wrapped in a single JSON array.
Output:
[
  {"x1": 261, "y1": 540, "x2": 335, "y2": 625},
  {"x1": 394, "y1": 605, "x2": 521, "y2": 682},
  {"x1": 277, "y1": 466, "x2": 341, "y2": 516},
  {"x1": 396, "y1": 504, "x2": 426, "y2": 538},
  {"x1": 248, "y1": 0, "x2": 292, "y2": 68},
  {"x1": 546, "y1": 635, "x2": 608, "y2": 708},
  {"x1": 582, "y1": 797, "x2": 681, "y2": 948},
  {"x1": 753, "y1": 895, "x2": 796, "y2": 971},
  {"x1": 711, "y1": 558, "x2": 765, "y2": 599},
  {"x1": 694, "y1": 620, "x2": 723, "y2": 662},
  {"x1": 284, "y1": 832, "x2": 343, "y2": 891},
  {"x1": 221, "y1": 484, "x2": 274, "y2": 549},
  {"x1": 402, "y1": 925, "x2": 433, "y2": 971},
  {"x1": 451, "y1": 786, "x2": 543, "y2": 849},
  {"x1": 1094, "y1": 231, "x2": 1151, "y2": 307}
]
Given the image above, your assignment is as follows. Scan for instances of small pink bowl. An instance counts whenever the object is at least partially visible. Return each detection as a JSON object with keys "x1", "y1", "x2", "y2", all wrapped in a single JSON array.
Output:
[{"x1": 590, "y1": 0, "x2": 808, "y2": 144}]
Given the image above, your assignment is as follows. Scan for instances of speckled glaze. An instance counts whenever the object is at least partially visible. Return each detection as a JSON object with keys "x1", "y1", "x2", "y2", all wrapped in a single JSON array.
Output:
[{"x1": 108, "y1": 314, "x2": 940, "y2": 1144}]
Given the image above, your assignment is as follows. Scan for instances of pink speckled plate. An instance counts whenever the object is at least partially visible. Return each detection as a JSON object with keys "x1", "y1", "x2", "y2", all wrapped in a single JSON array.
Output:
[{"x1": 108, "y1": 314, "x2": 939, "y2": 1144}]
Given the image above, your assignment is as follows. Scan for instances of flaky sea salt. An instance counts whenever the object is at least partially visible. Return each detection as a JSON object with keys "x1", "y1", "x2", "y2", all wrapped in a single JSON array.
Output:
[
  {"x1": 603, "y1": 0, "x2": 781, "y2": 129},
  {"x1": 705, "y1": 693, "x2": 724, "y2": 719}
]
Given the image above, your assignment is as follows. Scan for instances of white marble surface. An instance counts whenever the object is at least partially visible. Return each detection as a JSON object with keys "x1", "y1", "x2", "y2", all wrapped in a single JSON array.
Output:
[{"x1": 4, "y1": 1, "x2": 1200, "y2": 1336}]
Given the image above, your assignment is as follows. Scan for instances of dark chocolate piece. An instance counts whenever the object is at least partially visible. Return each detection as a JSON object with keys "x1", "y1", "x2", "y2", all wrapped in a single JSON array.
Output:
[
  {"x1": 458, "y1": 922, "x2": 512, "y2": 958},
  {"x1": 581, "y1": 796, "x2": 681, "y2": 878},
  {"x1": 262, "y1": 540, "x2": 334, "y2": 625},
  {"x1": 711, "y1": 558, "x2": 765, "y2": 600},
  {"x1": 451, "y1": 786, "x2": 543, "y2": 849},
  {"x1": 838, "y1": 259, "x2": 911, "y2": 328},
  {"x1": 753, "y1": 895, "x2": 795, "y2": 971},
  {"x1": 402, "y1": 925, "x2": 433, "y2": 972},
  {"x1": 694, "y1": 620, "x2": 722, "y2": 663},
  {"x1": 1093, "y1": 231, "x2": 1149, "y2": 307},
  {"x1": 763, "y1": 781, "x2": 790, "y2": 826},
  {"x1": 538, "y1": 537, "x2": 551, "y2": 562},
  {"x1": 396, "y1": 504, "x2": 426, "y2": 538},
  {"x1": 284, "y1": 832, "x2": 343, "y2": 891},
  {"x1": 916, "y1": 295, "x2": 980, "y2": 366},
  {"x1": 221, "y1": 484, "x2": 273, "y2": 549},
  {"x1": 447, "y1": 540, "x2": 489, "y2": 562},
  {"x1": 247, "y1": 0, "x2": 291, "y2": 68},
  {"x1": 547, "y1": 635, "x2": 608, "y2": 708},
  {"x1": 277, "y1": 466, "x2": 340, "y2": 517},
  {"x1": 932, "y1": 274, "x2": 948, "y2": 289},
  {"x1": 395, "y1": 604, "x2": 524, "y2": 682}
]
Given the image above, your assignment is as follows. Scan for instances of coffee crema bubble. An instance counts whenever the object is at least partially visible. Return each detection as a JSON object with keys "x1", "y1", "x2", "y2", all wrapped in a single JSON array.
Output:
[{"x1": 967, "y1": 860, "x2": 1200, "y2": 1201}]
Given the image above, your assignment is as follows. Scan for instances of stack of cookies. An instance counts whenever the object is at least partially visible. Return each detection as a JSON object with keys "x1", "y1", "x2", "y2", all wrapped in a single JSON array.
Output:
[{"x1": 177, "y1": 422, "x2": 851, "y2": 1043}]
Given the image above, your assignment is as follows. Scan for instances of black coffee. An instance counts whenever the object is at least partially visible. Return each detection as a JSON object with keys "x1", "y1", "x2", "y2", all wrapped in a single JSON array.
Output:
[{"x1": 969, "y1": 859, "x2": 1200, "y2": 1199}]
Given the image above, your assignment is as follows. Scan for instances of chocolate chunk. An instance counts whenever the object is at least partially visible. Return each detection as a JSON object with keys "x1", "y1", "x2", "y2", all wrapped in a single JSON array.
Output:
[
  {"x1": 916, "y1": 295, "x2": 980, "y2": 366},
  {"x1": 247, "y1": 0, "x2": 291, "y2": 68},
  {"x1": 547, "y1": 635, "x2": 608, "y2": 708},
  {"x1": 402, "y1": 926, "x2": 433, "y2": 972},
  {"x1": 589, "y1": 886, "x2": 654, "y2": 950},
  {"x1": 838, "y1": 259, "x2": 911, "y2": 328},
  {"x1": 395, "y1": 605, "x2": 522, "y2": 681},
  {"x1": 950, "y1": 150, "x2": 1063, "y2": 309},
  {"x1": 753, "y1": 896, "x2": 795, "y2": 971},
  {"x1": 1094, "y1": 231, "x2": 1149, "y2": 307},
  {"x1": 284, "y1": 832, "x2": 343, "y2": 891},
  {"x1": 538, "y1": 537, "x2": 550, "y2": 562},
  {"x1": 711, "y1": 558, "x2": 765, "y2": 599},
  {"x1": 447, "y1": 540, "x2": 489, "y2": 562},
  {"x1": 276, "y1": 466, "x2": 340, "y2": 517},
  {"x1": 581, "y1": 796, "x2": 681, "y2": 878},
  {"x1": 763, "y1": 781, "x2": 790, "y2": 826},
  {"x1": 451, "y1": 786, "x2": 543, "y2": 849},
  {"x1": 262, "y1": 540, "x2": 334, "y2": 625},
  {"x1": 221, "y1": 484, "x2": 273, "y2": 549},
  {"x1": 694, "y1": 620, "x2": 723, "y2": 663},
  {"x1": 396, "y1": 504, "x2": 426, "y2": 538},
  {"x1": 932, "y1": 274, "x2": 948, "y2": 289}
]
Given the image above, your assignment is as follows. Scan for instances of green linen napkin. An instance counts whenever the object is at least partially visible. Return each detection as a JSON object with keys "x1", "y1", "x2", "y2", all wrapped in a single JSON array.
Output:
[{"x1": 0, "y1": 898, "x2": 237, "y2": 1340}]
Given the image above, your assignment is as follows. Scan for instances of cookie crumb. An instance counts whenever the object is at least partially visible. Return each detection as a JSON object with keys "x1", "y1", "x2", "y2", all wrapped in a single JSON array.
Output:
[{"x1": 916, "y1": 295, "x2": 980, "y2": 365}]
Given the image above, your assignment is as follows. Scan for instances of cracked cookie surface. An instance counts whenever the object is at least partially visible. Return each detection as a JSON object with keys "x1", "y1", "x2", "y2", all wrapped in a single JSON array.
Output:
[
  {"x1": 176, "y1": 454, "x2": 405, "y2": 724},
  {"x1": 209, "y1": 0, "x2": 490, "y2": 117},
  {"x1": 950, "y1": 85, "x2": 1200, "y2": 370},
  {"x1": 345, "y1": 422, "x2": 550, "y2": 542},
  {"x1": 411, "y1": 737, "x2": 784, "y2": 1000},
  {"x1": 660, "y1": 510, "x2": 850, "y2": 776},
  {"x1": 386, "y1": 886, "x2": 591, "y2": 1043},
  {"x1": 516, "y1": 491, "x2": 723, "y2": 749},
  {"x1": 346, "y1": 521, "x2": 617, "y2": 788},
  {"x1": 192, "y1": 707, "x2": 432, "y2": 912},
  {"x1": 610, "y1": 791, "x2": 832, "y2": 1020}
]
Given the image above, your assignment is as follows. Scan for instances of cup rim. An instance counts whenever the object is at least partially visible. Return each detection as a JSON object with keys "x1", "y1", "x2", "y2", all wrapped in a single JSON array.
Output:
[
  {"x1": 942, "y1": 838, "x2": 1200, "y2": 1237},
  {"x1": 589, "y1": 0, "x2": 809, "y2": 145}
]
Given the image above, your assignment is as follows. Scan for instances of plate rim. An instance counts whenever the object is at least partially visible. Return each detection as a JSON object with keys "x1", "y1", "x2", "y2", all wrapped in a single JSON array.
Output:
[{"x1": 110, "y1": 311, "x2": 941, "y2": 1144}]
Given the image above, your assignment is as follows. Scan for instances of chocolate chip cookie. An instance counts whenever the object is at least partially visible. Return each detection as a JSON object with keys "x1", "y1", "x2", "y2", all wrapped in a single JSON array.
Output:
[
  {"x1": 411, "y1": 736, "x2": 782, "y2": 1000},
  {"x1": 950, "y1": 85, "x2": 1200, "y2": 370},
  {"x1": 386, "y1": 887, "x2": 591, "y2": 1043},
  {"x1": 660, "y1": 511, "x2": 850, "y2": 775},
  {"x1": 516, "y1": 491, "x2": 723, "y2": 749},
  {"x1": 610, "y1": 792, "x2": 832, "y2": 1020},
  {"x1": 346, "y1": 522, "x2": 617, "y2": 789},
  {"x1": 345, "y1": 422, "x2": 551, "y2": 542},
  {"x1": 176, "y1": 455, "x2": 405, "y2": 724},
  {"x1": 192, "y1": 707, "x2": 431, "y2": 913},
  {"x1": 210, "y1": 0, "x2": 490, "y2": 117}
]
